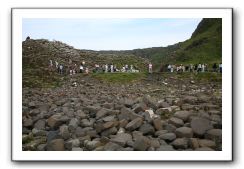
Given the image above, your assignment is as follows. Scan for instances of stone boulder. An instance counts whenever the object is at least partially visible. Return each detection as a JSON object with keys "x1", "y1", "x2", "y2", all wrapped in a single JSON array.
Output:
[
  {"x1": 139, "y1": 123, "x2": 155, "y2": 135},
  {"x1": 46, "y1": 139, "x2": 65, "y2": 151},
  {"x1": 168, "y1": 117, "x2": 184, "y2": 128},
  {"x1": 190, "y1": 118, "x2": 213, "y2": 136},
  {"x1": 198, "y1": 139, "x2": 216, "y2": 149},
  {"x1": 111, "y1": 133, "x2": 132, "y2": 146},
  {"x1": 159, "y1": 133, "x2": 176, "y2": 142},
  {"x1": 174, "y1": 111, "x2": 191, "y2": 122},
  {"x1": 171, "y1": 138, "x2": 189, "y2": 149},
  {"x1": 125, "y1": 118, "x2": 143, "y2": 131},
  {"x1": 175, "y1": 127, "x2": 193, "y2": 138},
  {"x1": 133, "y1": 136, "x2": 151, "y2": 151},
  {"x1": 205, "y1": 129, "x2": 222, "y2": 141}
]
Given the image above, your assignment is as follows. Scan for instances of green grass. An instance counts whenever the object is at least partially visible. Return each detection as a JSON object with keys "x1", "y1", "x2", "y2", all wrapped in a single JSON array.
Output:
[
  {"x1": 23, "y1": 68, "x2": 67, "y2": 88},
  {"x1": 91, "y1": 72, "x2": 147, "y2": 84}
]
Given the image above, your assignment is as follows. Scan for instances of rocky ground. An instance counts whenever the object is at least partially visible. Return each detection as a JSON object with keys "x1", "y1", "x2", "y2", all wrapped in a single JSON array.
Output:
[{"x1": 22, "y1": 72, "x2": 222, "y2": 151}]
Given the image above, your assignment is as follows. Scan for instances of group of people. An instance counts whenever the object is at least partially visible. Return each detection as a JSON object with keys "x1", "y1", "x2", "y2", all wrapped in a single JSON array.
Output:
[
  {"x1": 49, "y1": 59, "x2": 222, "y2": 75},
  {"x1": 163, "y1": 63, "x2": 222, "y2": 73},
  {"x1": 49, "y1": 59, "x2": 140, "y2": 75}
]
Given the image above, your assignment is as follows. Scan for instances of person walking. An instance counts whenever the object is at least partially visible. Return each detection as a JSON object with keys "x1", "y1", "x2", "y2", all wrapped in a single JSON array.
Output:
[{"x1": 149, "y1": 63, "x2": 153, "y2": 73}]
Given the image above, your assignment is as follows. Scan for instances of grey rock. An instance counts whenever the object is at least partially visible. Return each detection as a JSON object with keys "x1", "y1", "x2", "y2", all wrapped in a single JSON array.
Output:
[
  {"x1": 205, "y1": 129, "x2": 222, "y2": 141},
  {"x1": 164, "y1": 123, "x2": 177, "y2": 132},
  {"x1": 111, "y1": 133, "x2": 132, "y2": 146},
  {"x1": 104, "y1": 142, "x2": 123, "y2": 151},
  {"x1": 198, "y1": 139, "x2": 216, "y2": 149},
  {"x1": 143, "y1": 95, "x2": 157, "y2": 110},
  {"x1": 34, "y1": 119, "x2": 46, "y2": 130},
  {"x1": 75, "y1": 127, "x2": 86, "y2": 137},
  {"x1": 175, "y1": 127, "x2": 193, "y2": 138},
  {"x1": 68, "y1": 118, "x2": 79, "y2": 132},
  {"x1": 183, "y1": 96, "x2": 198, "y2": 104},
  {"x1": 133, "y1": 136, "x2": 151, "y2": 151},
  {"x1": 174, "y1": 111, "x2": 191, "y2": 122},
  {"x1": 47, "y1": 114, "x2": 65, "y2": 129},
  {"x1": 189, "y1": 138, "x2": 199, "y2": 149},
  {"x1": 84, "y1": 140, "x2": 101, "y2": 150},
  {"x1": 153, "y1": 118, "x2": 163, "y2": 131},
  {"x1": 190, "y1": 118, "x2": 213, "y2": 136},
  {"x1": 80, "y1": 119, "x2": 94, "y2": 127},
  {"x1": 59, "y1": 125, "x2": 70, "y2": 140},
  {"x1": 150, "y1": 138, "x2": 160, "y2": 148},
  {"x1": 159, "y1": 133, "x2": 176, "y2": 142},
  {"x1": 125, "y1": 118, "x2": 143, "y2": 131},
  {"x1": 23, "y1": 118, "x2": 33, "y2": 127},
  {"x1": 157, "y1": 101, "x2": 170, "y2": 108},
  {"x1": 139, "y1": 123, "x2": 155, "y2": 135},
  {"x1": 47, "y1": 130, "x2": 60, "y2": 143},
  {"x1": 96, "y1": 108, "x2": 111, "y2": 119},
  {"x1": 132, "y1": 102, "x2": 147, "y2": 113},
  {"x1": 65, "y1": 139, "x2": 80, "y2": 150},
  {"x1": 168, "y1": 117, "x2": 184, "y2": 128},
  {"x1": 155, "y1": 130, "x2": 168, "y2": 137},
  {"x1": 123, "y1": 98, "x2": 135, "y2": 108},
  {"x1": 102, "y1": 115, "x2": 116, "y2": 122},
  {"x1": 46, "y1": 139, "x2": 65, "y2": 151},
  {"x1": 76, "y1": 110, "x2": 87, "y2": 119},
  {"x1": 101, "y1": 127, "x2": 117, "y2": 137},
  {"x1": 171, "y1": 138, "x2": 189, "y2": 149},
  {"x1": 32, "y1": 128, "x2": 47, "y2": 137}
]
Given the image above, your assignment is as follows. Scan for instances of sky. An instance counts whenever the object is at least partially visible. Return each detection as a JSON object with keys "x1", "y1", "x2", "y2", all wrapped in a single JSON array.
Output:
[{"x1": 22, "y1": 18, "x2": 202, "y2": 50}]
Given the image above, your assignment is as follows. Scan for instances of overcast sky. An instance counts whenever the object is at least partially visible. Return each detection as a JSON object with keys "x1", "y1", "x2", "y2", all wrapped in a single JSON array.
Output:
[{"x1": 22, "y1": 18, "x2": 202, "y2": 50}]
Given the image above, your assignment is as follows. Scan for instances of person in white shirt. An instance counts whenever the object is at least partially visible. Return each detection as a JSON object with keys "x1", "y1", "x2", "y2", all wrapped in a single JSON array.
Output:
[
  {"x1": 168, "y1": 64, "x2": 171, "y2": 72},
  {"x1": 105, "y1": 64, "x2": 108, "y2": 73},
  {"x1": 149, "y1": 63, "x2": 153, "y2": 73},
  {"x1": 80, "y1": 65, "x2": 84, "y2": 73},
  {"x1": 111, "y1": 64, "x2": 114, "y2": 73},
  {"x1": 219, "y1": 63, "x2": 222, "y2": 73}
]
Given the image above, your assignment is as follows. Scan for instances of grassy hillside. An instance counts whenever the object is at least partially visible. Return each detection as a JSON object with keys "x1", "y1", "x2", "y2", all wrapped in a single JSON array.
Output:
[{"x1": 126, "y1": 18, "x2": 222, "y2": 70}]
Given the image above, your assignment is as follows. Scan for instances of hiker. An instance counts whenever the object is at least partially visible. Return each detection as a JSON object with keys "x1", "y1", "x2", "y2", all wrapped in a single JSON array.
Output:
[
  {"x1": 167, "y1": 64, "x2": 171, "y2": 72},
  {"x1": 182, "y1": 65, "x2": 185, "y2": 72},
  {"x1": 130, "y1": 65, "x2": 133, "y2": 72},
  {"x1": 213, "y1": 63, "x2": 217, "y2": 72},
  {"x1": 114, "y1": 65, "x2": 117, "y2": 72},
  {"x1": 59, "y1": 64, "x2": 64, "y2": 74},
  {"x1": 190, "y1": 64, "x2": 193, "y2": 72},
  {"x1": 121, "y1": 66, "x2": 125, "y2": 72},
  {"x1": 219, "y1": 63, "x2": 222, "y2": 73},
  {"x1": 197, "y1": 63, "x2": 201, "y2": 72},
  {"x1": 125, "y1": 64, "x2": 129, "y2": 72},
  {"x1": 85, "y1": 67, "x2": 89, "y2": 74},
  {"x1": 110, "y1": 64, "x2": 114, "y2": 73},
  {"x1": 148, "y1": 63, "x2": 153, "y2": 73},
  {"x1": 49, "y1": 60, "x2": 53, "y2": 67},
  {"x1": 202, "y1": 64, "x2": 205, "y2": 72},
  {"x1": 73, "y1": 64, "x2": 77, "y2": 75},
  {"x1": 105, "y1": 64, "x2": 108, "y2": 73},
  {"x1": 95, "y1": 64, "x2": 99, "y2": 73},
  {"x1": 80, "y1": 64, "x2": 84, "y2": 73},
  {"x1": 55, "y1": 61, "x2": 59, "y2": 69},
  {"x1": 171, "y1": 65, "x2": 174, "y2": 72}
]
